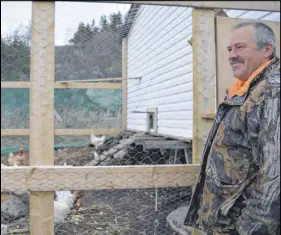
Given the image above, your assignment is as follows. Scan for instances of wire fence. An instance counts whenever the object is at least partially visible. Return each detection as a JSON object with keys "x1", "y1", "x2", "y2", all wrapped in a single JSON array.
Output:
[
  {"x1": 1, "y1": 133, "x2": 193, "y2": 235},
  {"x1": 1, "y1": 2, "x2": 194, "y2": 235}
]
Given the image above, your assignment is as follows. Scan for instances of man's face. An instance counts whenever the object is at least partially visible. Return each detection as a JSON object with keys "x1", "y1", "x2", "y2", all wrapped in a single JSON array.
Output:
[{"x1": 227, "y1": 25, "x2": 272, "y2": 81}]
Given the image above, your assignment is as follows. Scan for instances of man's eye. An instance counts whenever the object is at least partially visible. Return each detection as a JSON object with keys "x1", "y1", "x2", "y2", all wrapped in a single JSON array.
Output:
[
  {"x1": 227, "y1": 48, "x2": 232, "y2": 52},
  {"x1": 237, "y1": 46, "x2": 245, "y2": 50}
]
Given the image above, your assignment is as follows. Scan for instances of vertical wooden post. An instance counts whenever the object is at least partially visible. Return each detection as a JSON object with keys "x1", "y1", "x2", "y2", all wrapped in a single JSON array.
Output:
[
  {"x1": 29, "y1": 2, "x2": 55, "y2": 235},
  {"x1": 192, "y1": 8, "x2": 217, "y2": 164},
  {"x1": 122, "y1": 38, "x2": 128, "y2": 131}
]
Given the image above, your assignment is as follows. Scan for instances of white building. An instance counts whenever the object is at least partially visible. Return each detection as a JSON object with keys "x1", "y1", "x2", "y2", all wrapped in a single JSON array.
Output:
[{"x1": 123, "y1": 4, "x2": 280, "y2": 139}]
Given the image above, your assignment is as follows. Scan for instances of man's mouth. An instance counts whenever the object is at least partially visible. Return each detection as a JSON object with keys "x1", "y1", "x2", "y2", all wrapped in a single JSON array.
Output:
[{"x1": 231, "y1": 62, "x2": 243, "y2": 68}]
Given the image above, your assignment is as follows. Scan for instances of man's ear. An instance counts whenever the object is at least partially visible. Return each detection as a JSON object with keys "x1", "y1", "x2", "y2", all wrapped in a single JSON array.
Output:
[{"x1": 264, "y1": 44, "x2": 274, "y2": 59}]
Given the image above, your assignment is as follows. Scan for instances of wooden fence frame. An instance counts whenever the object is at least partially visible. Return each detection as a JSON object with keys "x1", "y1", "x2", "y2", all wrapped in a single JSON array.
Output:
[{"x1": 1, "y1": 2, "x2": 279, "y2": 235}]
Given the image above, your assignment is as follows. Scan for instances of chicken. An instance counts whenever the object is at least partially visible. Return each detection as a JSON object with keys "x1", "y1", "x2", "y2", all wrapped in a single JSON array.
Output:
[
  {"x1": 93, "y1": 151, "x2": 99, "y2": 159},
  {"x1": 1, "y1": 224, "x2": 8, "y2": 235},
  {"x1": 72, "y1": 190, "x2": 85, "y2": 210},
  {"x1": 8, "y1": 147, "x2": 25, "y2": 166},
  {"x1": 89, "y1": 134, "x2": 106, "y2": 150},
  {"x1": 54, "y1": 190, "x2": 74, "y2": 224}
]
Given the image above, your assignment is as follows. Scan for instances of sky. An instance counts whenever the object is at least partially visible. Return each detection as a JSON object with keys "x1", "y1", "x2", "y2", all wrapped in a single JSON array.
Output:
[{"x1": 1, "y1": 1, "x2": 131, "y2": 45}]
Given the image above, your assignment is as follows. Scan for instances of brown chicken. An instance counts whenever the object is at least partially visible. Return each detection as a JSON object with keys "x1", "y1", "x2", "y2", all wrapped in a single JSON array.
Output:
[
  {"x1": 8, "y1": 147, "x2": 26, "y2": 166},
  {"x1": 72, "y1": 190, "x2": 85, "y2": 210}
]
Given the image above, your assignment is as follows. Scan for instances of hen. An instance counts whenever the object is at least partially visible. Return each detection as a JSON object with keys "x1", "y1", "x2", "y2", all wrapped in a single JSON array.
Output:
[
  {"x1": 73, "y1": 190, "x2": 85, "y2": 210},
  {"x1": 54, "y1": 190, "x2": 74, "y2": 224},
  {"x1": 8, "y1": 147, "x2": 25, "y2": 166},
  {"x1": 89, "y1": 134, "x2": 106, "y2": 150}
]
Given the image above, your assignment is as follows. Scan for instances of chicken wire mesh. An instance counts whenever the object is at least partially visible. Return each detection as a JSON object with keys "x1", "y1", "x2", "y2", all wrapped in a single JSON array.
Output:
[
  {"x1": 1, "y1": 133, "x2": 193, "y2": 235},
  {"x1": 1, "y1": 2, "x2": 195, "y2": 235},
  {"x1": 1, "y1": 187, "x2": 192, "y2": 235},
  {"x1": 1, "y1": 1, "x2": 31, "y2": 154}
]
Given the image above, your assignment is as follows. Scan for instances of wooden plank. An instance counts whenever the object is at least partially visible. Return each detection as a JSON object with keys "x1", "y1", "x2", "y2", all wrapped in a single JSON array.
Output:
[
  {"x1": 1, "y1": 165, "x2": 200, "y2": 192},
  {"x1": 127, "y1": 128, "x2": 192, "y2": 142},
  {"x1": 1, "y1": 129, "x2": 121, "y2": 136},
  {"x1": 1, "y1": 129, "x2": 29, "y2": 136},
  {"x1": 143, "y1": 141, "x2": 191, "y2": 150},
  {"x1": 57, "y1": 78, "x2": 122, "y2": 83},
  {"x1": 29, "y1": 2, "x2": 55, "y2": 235},
  {"x1": 1, "y1": 81, "x2": 30, "y2": 88},
  {"x1": 54, "y1": 82, "x2": 122, "y2": 89},
  {"x1": 54, "y1": 129, "x2": 121, "y2": 136},
  {"x1": 133, "y1": 136, "x2": 165, "y2": 141},
  {"x1": 192, "y1": 9, "x2": 217, "y2": 164},
  {"x1": 186, "y1": 9, "x2": 228, "y2": 48},
  {"x1": 94, "y1": 1, "x2": 280, "y2": 12},
  {"x1": 133, "y1": 136, "x2": 165, "y2": 145},
  {"x1": 1, "y1": 81, "x2": 122, "y2": 89},
  {"x1": 216, "y1": 17, "x2": 280, "y2": 105},
  {"x1": 122, "y1": 38, "x2": 128, "y2": 131}
]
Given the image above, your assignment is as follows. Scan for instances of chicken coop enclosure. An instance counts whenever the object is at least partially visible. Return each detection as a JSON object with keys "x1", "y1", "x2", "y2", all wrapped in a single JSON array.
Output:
[{"x1": 1, "y1": 1, "x2": 280, "y2": 235}]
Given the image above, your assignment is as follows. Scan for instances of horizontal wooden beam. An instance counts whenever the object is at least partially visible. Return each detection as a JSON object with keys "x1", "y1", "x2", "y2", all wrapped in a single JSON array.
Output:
[
  {"x1": 1, "y1": 129, "x2": 121, "y2": 136},
  {"x1": 1, "y1": 82, "x2": 122, "y2": 89},
  {"x1": 143, "y1": 140, "x2": 191, "y2": 150},
  {"x1": 1, "y1": 129, "x2": 30, "y2": 136},
  {"x1": 1, "y1": 165, "x2": 200, "y2": 192},
  {"x1": 54, "y1": 129, "x2": 121, "y2": 136},
  {"x1": 96, "y1": 1, "x2": 280, "y2": 12},
  {"x1": 127, "y1": 129, "x2": 192, "y2": 142},
  {"x1": 57, "y1": 78, "x2": 122, "y2": 83},
  {"x1": 1, "y1": 82, "x2": 30, "y2": 88},
  {"x1": 55, "y1": 82, "x2": 122, "y2": 89}
]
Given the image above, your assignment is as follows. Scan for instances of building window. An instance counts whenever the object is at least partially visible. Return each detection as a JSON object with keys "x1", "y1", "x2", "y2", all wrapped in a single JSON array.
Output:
[{"x1": 146, "y1": 108, "x2": 158, "y2": 133}]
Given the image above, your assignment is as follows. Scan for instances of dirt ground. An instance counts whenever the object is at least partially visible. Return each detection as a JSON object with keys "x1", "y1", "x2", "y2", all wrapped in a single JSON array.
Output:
[{"x1": 1, "y1": 144, "x2": 192, "y2": 235}]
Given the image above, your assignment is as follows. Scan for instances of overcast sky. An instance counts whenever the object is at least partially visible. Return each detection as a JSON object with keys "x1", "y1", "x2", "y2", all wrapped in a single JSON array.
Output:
[{"x1": 1, "y1": 1, "x2": 131, "y2": 45}]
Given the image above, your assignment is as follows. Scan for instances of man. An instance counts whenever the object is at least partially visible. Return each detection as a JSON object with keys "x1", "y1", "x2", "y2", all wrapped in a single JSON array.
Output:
[{"x1": 184, "y1": 21, "x2": 280, "y2": 235}]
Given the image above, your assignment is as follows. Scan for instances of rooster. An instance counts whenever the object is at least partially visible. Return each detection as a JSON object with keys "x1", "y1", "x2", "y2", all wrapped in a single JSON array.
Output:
[
  {"x1": 8, "y1": 147, "x2": 25, "y2": 166},
  {"x1": 89, "y1": 134, "x2": 106, "y2": 150}
]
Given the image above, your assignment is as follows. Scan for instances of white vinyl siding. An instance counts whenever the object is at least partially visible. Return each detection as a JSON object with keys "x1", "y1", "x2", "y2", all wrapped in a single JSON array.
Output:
[{"x1": 127, "y1": 5, "x2": 193, "y2": 139}]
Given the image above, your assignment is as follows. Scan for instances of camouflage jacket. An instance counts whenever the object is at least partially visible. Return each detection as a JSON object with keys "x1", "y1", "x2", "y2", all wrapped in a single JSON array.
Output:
[{"x1": 185, "y1": 57, "x2": 280, "y2": 235}]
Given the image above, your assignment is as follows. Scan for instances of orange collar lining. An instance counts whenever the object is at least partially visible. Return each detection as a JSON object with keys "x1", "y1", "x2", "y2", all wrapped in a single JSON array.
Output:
[{"x1": 227, "y1": 59, "x2": 274, "y2": 99}]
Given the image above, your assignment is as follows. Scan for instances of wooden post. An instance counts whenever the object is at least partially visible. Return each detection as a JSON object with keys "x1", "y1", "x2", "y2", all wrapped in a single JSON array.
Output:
[
  {"x1": 122, "y1": 38, "x2": 128, "y2": 131},
  {"x1": 192, "y1": 9, "x2": 217, "y2": 164},
  {"x1": 29, "y1": 2, "x2": 55, "y2": 235}
]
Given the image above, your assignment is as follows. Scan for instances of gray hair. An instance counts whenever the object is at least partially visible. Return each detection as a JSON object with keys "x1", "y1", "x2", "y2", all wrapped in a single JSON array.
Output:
[{"x1": 232, "y1": 21, "x2": 276, "y2": 58}]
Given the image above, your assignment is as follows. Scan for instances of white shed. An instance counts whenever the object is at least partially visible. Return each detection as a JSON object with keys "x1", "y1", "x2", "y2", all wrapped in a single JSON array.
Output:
[{"x1": 123, "y1": 4, "x2": 280, "y2": 140}]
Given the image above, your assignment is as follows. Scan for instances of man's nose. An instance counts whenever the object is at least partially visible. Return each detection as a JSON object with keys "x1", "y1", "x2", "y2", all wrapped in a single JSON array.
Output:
[{"x1": 228, "y1": 48, "x2": 238, "y2": 60}]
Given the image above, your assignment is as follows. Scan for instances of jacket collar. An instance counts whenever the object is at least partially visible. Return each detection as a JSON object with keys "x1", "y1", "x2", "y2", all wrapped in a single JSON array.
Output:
[{"x1": 223, "y1": 56, "x2": 280, "y2": 106}]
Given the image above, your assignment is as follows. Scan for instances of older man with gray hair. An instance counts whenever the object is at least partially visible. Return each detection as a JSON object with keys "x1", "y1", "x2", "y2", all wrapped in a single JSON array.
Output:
[{"x1": 184, "y1": 21, "x2": 280, "y2": 235}]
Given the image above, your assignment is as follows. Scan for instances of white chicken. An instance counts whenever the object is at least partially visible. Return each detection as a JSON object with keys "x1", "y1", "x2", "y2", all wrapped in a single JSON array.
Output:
[
  {"x1": 89, "y1": 134, "x2": 106, "y2": 150},
  {"x1": 1, "y1": 224, "x2": 8, "y2": 235},
  {"x1": 93, "y1": 151, "x2": 99, "y2": 159},
  {"x1": 54, "y1": 190, "x2": 74, "y2": 224}
]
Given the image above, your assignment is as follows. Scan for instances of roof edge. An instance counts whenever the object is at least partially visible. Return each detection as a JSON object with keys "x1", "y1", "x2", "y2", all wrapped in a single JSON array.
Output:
[{"x1": 122, "y1": 4, "x2": 140, "y2": 38}]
